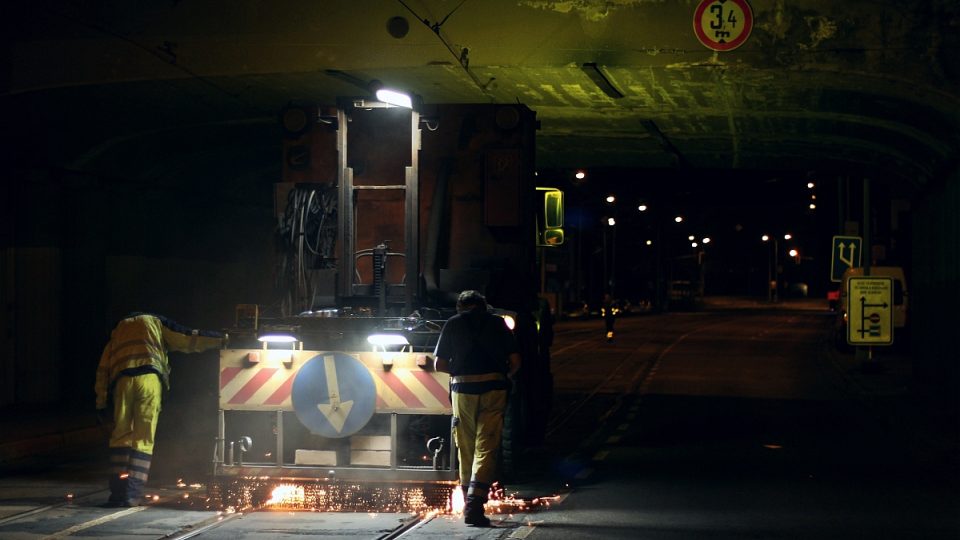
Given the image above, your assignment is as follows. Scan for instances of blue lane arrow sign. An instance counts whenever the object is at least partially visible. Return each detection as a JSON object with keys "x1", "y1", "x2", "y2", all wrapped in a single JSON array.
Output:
[
  {"x1": 292, "y1": 352, "x2": 377, "y2": 438},
  {"x1": 316, "y1": 355, "x2": 354, "y2": 432}
]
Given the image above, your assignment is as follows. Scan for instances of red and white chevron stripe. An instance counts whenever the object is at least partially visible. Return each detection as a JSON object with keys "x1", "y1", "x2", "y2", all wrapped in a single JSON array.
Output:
[
  {"x1": 220, "y1": 365, "x2": 296, "y2": 410},
  {"x1": 372, "y1": 369, "x2": 451, "y2": 413},
  {"x1": 219, "y1": 351, "x2": 451, "y2": 414}
]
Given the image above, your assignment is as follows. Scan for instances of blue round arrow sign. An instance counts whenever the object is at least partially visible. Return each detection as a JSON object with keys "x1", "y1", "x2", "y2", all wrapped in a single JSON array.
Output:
[{"x1": 292, "y1": 352, "x2": 377, "y2": 438}]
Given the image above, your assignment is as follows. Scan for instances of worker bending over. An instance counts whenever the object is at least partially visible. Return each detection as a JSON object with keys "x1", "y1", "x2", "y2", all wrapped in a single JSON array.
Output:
[
  {"x1": 95, "y1": 313, "x2": 224, "y2": 507},
  {"x1": 434, "y1": 291, "x2": 521, "y2": 527}
]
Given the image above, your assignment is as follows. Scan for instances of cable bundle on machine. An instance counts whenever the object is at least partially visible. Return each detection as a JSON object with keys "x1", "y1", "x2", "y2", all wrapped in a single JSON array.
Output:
[{"x1": 276, "y1": 185, "x2": 338, "y2": 315}]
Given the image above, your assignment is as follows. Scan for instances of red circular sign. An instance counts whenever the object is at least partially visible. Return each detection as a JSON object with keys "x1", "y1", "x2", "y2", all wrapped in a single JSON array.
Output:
[{"x1": 693, "y1": 0, "x2": 754, "y2": 52}]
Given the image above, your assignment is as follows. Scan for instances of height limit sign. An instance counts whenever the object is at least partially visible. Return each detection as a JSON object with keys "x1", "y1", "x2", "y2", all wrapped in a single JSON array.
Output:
[{"x1": 693, "y1": 0, "x2": 754, "y2": 51}]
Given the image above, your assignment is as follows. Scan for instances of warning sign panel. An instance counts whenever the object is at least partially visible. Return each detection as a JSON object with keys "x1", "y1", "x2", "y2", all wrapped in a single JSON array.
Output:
[
  {"x1": 693, "y1": 0, "x2": 754, "y2": 51},
  {"x1": 847, "y1": 277, "x2": 894, "y2": 346}
]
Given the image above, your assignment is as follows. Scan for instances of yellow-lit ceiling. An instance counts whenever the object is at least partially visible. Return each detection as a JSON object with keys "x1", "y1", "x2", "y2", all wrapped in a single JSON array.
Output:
[{"x1": 3, "y1": 0, "x2": 958, "y2": 185}]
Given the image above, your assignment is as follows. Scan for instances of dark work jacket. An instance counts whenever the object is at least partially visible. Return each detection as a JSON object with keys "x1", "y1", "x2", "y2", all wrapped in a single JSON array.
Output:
[{"x1": 434, "y1": 309, "x2": 518, "y2": 394}]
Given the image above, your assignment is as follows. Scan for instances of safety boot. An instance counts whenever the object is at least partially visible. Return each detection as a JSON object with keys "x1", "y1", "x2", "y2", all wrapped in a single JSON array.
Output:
[
  {"x1": 125, "y1": 476, "x2": 146, "y2": 507},
  {"x1": 102, "y1": 473, "x2": 129, "y2": 507},
  {"x1": 464, "y1": 496, "x2": 490, "y2": 527}
]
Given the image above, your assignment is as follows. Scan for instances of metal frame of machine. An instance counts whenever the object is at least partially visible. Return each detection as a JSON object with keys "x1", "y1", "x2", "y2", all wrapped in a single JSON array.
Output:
[
  {"x1": 209, "y1": 96, "x2": 557, "y2": 501},
  {"x1": 212, "y1": 98, "x2": 461, "y2": 484}
]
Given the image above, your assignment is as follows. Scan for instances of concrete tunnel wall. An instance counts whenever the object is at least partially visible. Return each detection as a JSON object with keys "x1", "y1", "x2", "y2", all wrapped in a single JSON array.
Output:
[{"x1": 911, "y1": 167, "x2": 960, "y2": 397}]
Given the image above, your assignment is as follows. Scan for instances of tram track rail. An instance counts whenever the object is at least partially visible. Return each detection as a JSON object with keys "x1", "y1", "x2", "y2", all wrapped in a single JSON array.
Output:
[
  {"x1": 375, "y1": 513, "x2": 434, "y2": 539},
  {"x1": 160, "y1": 506, "x2": 251, "y2": 540},
  {"x1": 545, "y1": 314, "x2": 749, "y2": 439},
  {"x1": 0, "y1": 488, "x2": 111, "y2": 527}
]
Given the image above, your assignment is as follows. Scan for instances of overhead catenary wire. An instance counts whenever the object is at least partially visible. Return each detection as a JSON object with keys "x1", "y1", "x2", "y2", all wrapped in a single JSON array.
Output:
[{"x1": 393, "y1": 0, "x2": 493, "y2": 97}]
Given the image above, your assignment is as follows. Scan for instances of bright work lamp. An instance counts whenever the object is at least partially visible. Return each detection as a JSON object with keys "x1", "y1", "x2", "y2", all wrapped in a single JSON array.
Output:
[
  {"x1": 258, "y1": 333, "x2": 297, "y2": 343},
  {"x1": 367, "y1": 333, "x2": 410, "y2": 348},
  {"x1": 375, "y1": 89, "x2": 413, "y2": 109},
  {"x1": 368, "y1": 333, "x2": 410, "y2": 370}
]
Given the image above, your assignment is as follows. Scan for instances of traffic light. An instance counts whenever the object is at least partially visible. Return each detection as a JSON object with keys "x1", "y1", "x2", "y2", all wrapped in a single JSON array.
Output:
[{"x1": 536, "y1": 187, "x2": 564, "y2": 246}]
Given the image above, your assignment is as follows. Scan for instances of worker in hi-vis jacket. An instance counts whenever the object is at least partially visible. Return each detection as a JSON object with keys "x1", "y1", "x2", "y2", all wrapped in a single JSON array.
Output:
[
  {"x1": 95, "y1": 313, "x2": 224, "y2": 507},
  {"x1": 434, "y1": 291, "x2": 521, "y2": 527}
]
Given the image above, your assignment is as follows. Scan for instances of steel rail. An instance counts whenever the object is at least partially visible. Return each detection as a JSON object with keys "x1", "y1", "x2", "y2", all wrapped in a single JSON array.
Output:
[
  {"x1": 375, "y1": 513, "x2": 434, "y2": 540},
  {"x1": 0, "y1": 489, "x2": 110, "y2": 526},
  {"x1": 159, "y1": 506, "x2": 252, "y2": 540},
  {"x1": 545, "y1": 315, "x2": 744, "y2": 437}
]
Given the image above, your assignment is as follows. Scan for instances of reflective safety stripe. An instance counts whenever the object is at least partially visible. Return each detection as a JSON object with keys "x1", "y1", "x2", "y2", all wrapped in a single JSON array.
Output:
[
  {"x1": 109, "y1": 447, "x2": 130, "y2": 473},
  {"x1": 450, "y1": 373, "x2": 505, "y2": 385},
  {"x1": 467, "y1": 480, "x2": 490, "y2": 499},
  {"x1": 129, "y1": 450, "x2": 152, "y2": 482}
]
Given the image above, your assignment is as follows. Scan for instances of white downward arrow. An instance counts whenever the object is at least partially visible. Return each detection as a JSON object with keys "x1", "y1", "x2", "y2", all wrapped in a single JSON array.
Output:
[{"x1": 316, "y1": 355, "x2": 353, "y2": 433}]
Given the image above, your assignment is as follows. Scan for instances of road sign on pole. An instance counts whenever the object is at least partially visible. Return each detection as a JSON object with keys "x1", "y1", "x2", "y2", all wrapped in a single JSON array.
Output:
[
  {"x1": 693, "y1": 0, "x2": 754, "y2": 51},
  {"x1": 831, "y1": 235, "x2": 862, "y2": 282},
  {"x1": 847, "y1": 276, "x2": 894, "y2": 345}
]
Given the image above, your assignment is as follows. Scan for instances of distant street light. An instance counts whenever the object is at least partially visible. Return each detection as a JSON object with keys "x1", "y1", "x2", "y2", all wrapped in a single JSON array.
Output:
[
  {"x1": 762, "y1": 232, "x2": 796, "y2": 302},
  {"x1": 702, "y1": 237, "x2": 711, "y2": 244},
  {"x1": 602, "y1": 195, "x2": 618, "y2": 296},
  {"x1": 638, "y1": 204, "x2": 648, "y2": 212},
  {"x1": 575, "y1": 170, "x2": 586, "y2": 180},
  {"x1": 674, "y1": 216, "x2": 683, "y2": 223}
]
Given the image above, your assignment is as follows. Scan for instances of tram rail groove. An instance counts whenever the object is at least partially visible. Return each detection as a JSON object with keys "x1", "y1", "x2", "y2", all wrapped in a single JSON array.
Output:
[
  {"x1": 546, "y1": 315, "x2": 748, "y2": 439},
  {"x1": 160, "y1": 506, "x2": 251, "y2": 540},
  {"x1": 376, "y1": 513, "x2": 433, "y2": 540},
  {"x1": 0, "y1": 488, "x2": 110, "y2": 526}
]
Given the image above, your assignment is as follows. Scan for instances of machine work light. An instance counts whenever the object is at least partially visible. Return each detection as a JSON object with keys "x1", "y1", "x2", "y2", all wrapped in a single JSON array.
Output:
[
  {"x1": 367, "y1": 333, "x2": 410, "y2": 347},
  {"x1": 257, "y1": 326, "x2": 301, "y2": 354},
  {"x1": 258, "y1": 333, "x2": 297, "y2": 343},
  {"x1": 368, "y1": 333, "x2": 410, "y2": 370},
  {"x1": 375, "y1": 88, "x2": 413, "y2": 109}
]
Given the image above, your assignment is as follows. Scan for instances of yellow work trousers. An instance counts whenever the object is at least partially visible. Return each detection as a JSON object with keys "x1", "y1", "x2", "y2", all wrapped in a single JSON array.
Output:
[
  {"x1": 110, "y1": 373, "x2": 162, "y2": 453},
  {"x1": 452, "y1": 389, "x2": 507, "y2": 498},
  {"x1": 109, "y1": 373, "x2": 161, "y2": 494}
]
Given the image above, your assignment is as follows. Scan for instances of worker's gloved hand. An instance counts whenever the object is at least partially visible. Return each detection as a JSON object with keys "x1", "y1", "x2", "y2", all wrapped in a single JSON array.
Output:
[{"x1": 96, "y1": 408, "x2": 111, "y2": 426}]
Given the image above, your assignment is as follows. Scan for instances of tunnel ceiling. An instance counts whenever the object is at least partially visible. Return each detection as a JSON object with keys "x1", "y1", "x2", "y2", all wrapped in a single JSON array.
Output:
[{"x1": 3, "y1": 0, "x2": 959, "y2": 190}]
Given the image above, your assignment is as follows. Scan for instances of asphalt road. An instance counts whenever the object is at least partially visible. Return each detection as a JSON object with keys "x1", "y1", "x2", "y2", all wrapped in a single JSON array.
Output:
[{"x1": 524, "y1": 305, "x2": 959, "y2": 539}]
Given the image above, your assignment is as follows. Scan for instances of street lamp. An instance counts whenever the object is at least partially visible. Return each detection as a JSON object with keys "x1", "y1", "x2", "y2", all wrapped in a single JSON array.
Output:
[
  {"x1": 762, "y1": 233, "x2": 794, "y2": 302},
  {"x1": 602, "y1": 215, "x2": 617, "y2": 296}
]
